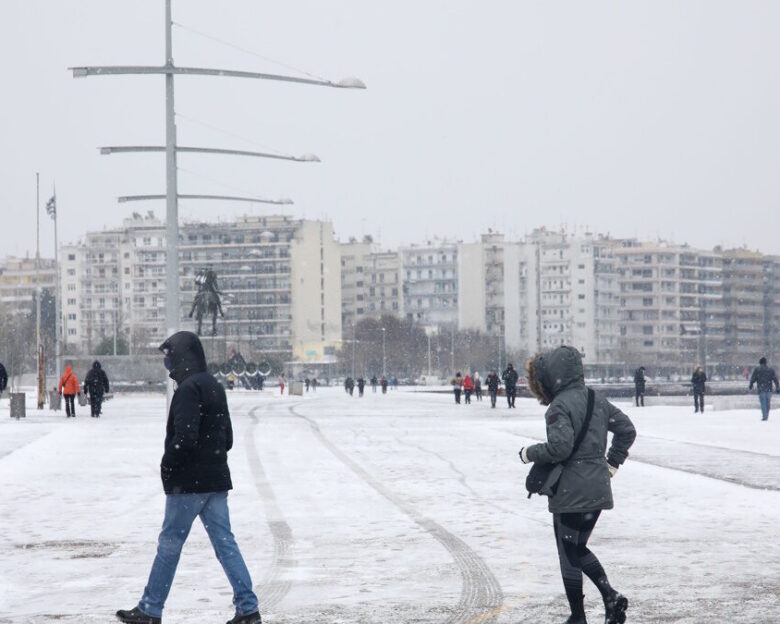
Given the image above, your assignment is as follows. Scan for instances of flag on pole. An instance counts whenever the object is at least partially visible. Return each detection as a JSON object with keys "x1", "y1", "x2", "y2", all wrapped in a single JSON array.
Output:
[{"x1": 46, "y1": 193, "x2": 56, "y2": 219}]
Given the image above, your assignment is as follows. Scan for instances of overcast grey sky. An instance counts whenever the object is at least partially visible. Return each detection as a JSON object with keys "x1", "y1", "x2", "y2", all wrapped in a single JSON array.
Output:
[{"x1": 1, "y1": 1, "x2": 779, "y2": 258}]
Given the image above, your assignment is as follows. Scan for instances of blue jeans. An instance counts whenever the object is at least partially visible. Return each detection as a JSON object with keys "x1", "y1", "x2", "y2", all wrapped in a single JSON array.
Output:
[
  {"x1": 759, "y1": 392, "x2": 772, "y2": 420},
  {"x1": 138, "y1": 491, "x2": 258, "y2": 618}
]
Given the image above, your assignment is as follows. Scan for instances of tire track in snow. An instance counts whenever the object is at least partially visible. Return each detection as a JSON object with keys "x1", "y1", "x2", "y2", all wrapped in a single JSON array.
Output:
[
  {"x1": 290, "y1": 406, "x2": 504, "y2": 624},
  {"x1": 246, "y1": 406, "x2": 297, "y2": 611}
]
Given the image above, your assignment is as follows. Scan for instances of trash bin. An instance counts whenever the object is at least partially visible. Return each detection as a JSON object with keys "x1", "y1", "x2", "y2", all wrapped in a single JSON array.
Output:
[
  {"x1": 289, "y1": 381, "x2": 304, "y2": 396},
  {"x1": 49, "y1": 390, "x2": 61, "y2": 411},
  {"x1": 10, "y1": 393, "x2": 26, "y2": 419}
]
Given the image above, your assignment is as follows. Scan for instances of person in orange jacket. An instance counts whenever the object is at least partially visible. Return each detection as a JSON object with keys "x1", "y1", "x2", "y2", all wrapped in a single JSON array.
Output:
[{"x1": 58, "y1": 364, "x2": 80, "y2": 417}]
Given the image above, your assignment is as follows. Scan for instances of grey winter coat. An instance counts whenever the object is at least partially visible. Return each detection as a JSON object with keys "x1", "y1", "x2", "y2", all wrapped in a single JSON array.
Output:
[{"x1": 525, "y1": 346, "x2": 636, "y2": 514}]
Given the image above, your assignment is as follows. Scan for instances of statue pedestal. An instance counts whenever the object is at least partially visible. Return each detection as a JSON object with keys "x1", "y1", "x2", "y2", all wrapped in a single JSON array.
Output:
[{"x1": 200, "y1": 334, "x2": 228, "y2": 366}]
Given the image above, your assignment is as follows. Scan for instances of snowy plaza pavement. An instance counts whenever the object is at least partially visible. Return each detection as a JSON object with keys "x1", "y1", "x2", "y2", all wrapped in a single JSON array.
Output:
[{"x1": 1, "y1": 388, "x2": 779, "y2": 623}]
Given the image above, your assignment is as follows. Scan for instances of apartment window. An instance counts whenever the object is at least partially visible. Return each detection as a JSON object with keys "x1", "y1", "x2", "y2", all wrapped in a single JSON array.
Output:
[
  {"x1": 67, "y1": 254, "x2": 76, "y2": 261},
  {"x1": 578, "y1": 294, "x2": 585, "y2": 300},
  {"x1": 67, "y1": 284, "x2": 75, "y2": 292},
  {"x1": 67, "y1": 313, "x2": 77, "y2": 321},
  {"x1": 67, "y1": 298, "x2": 76, "y2": 305},
  {"x1": 68, "y1": 329, "x2": 77, "y2": 336}
]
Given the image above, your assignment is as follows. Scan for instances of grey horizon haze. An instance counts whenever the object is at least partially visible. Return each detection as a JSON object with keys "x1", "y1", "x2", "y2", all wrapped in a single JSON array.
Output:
[{"x1": 1, "y1": 1, "x2": 779, "y2": 258}]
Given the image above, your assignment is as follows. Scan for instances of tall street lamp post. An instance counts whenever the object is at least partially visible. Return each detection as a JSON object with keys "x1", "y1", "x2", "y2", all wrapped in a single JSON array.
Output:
[
  {"x1": 381, "y1": 327, "x2": 387, "y2": 378},
  {"x1": 71, "y1": 0, "x2": 365, "y2": 408}
]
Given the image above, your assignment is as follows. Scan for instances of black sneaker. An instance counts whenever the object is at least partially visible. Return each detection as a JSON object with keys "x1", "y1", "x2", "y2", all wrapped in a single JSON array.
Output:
[
  {"x1": 116, "y1": 607, "x2": 161, "y2": 624},
  {"x1": 604, "y1": 592, "x2": 628, "y2": 624},
  {"x1": 226, "y1": 612, "x2": 261, "y2": 624},
  {"x1": 562, "y1": 617, "x2": 587, "y2": 624}
]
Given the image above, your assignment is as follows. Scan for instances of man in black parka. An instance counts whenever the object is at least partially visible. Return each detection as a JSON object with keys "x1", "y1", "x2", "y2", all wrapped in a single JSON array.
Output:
[
  {"x1": 691, "y1": 365, "x2": 707, "y2": 413},
  {"x1": 749, "y1": 357, "x2": 780, "y2": 421},
  {"x1": 502, "y1": 363, "x2": 519, "y2": 408},
  {"x1": 83, "y1": 361, "x2": 110, "y2": 417},
  {"x1": 633, "y1": 366, "x2": 646, "y2": 407},
  {"x1": 116, "y1": 331, "x2": 261, "y2": 624}
]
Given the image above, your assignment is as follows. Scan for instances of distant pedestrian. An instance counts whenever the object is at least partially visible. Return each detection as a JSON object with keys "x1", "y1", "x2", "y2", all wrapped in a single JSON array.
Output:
[
  {"x1": 463, "y1": 374, "x2": 474, "y2": 404},
  {"x1": 633, "y1": 366, "x2": 646, "y2": 407},
  {"x1": 473, "y1": 372, "x2": 483, "y2": 401},
  {"x1": 226, "y1": 373, "x2": 236, "y2": 390},
  {"x1": 254, "y1": 372, "x2": 264, "y2": 391},
  {"x1": 485, "y1": 370, "x2": 500, "y2": 408},
  {"x1": 0, "y1": 361, "x2": 7, "y2": 395},
  {"x1": 345, "y1": 377, "x2": 355, "y2": 396},
  {"x1": 380, "y1": 376, "x2": 388, "y2": 394},
  {"x1": 58, "y1": 364, "x2": 80, "y2": 418},
  {"x1": 83, "y1": 361, "x2": 110, "y2": 418},
  {"x1": 371, "y1": 376, "x2": 378, "y2": 393},
  {"x1": 279, "y1": 375, "x2": 286, "y2": 396},
  {"x1": 115, "y1": 331, "x2": 261, "y2": 624},
  {"x1": 452, "y1": 372, "x2": 463, "y2": 404},
  {"x1": 305, "y1": 377, "x2": 310, "y2": 392},
  {"x1": 749, "y1": 357, "x2": 780, "y2": 421},
  {"x1": 691, "y1": 365, "x2": 707, "y2": 413},
  {"x1": 311, "y1": 378, "x2": 318, "y2": 391},
  {"x1": 502, "y1": 364, "x2": 519, "y2": 408},
  {"x1": 391, "y1": 376, "x2": 397, "y2": 390},
  {"x1": 357, "y1": 377, "x2": 366, "y2": 397}
]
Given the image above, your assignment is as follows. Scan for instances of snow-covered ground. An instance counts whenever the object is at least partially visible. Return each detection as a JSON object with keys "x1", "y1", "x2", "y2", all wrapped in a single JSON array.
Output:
[{"x1": 0, "y1": 388, "x2": 778, "y2": 623}]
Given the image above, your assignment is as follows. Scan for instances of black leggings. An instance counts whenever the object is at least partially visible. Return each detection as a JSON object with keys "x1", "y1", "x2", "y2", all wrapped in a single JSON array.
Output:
[
  {"x1": 553, "y1": 511, "x2": 614, "y2": 617},
  {"x1": 64, "y1": 394, "x2": 76, "y2": 417},
  {"x1": 694, "y1": 392, "x2": 704, "y2": 412}
]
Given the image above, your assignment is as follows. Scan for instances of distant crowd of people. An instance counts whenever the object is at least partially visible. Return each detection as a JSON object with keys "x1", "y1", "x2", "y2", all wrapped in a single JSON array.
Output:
[
  {"x1": 450, "y1": 363, "x2": 520, "y2": 408},
  {"x1": 343, "y1": 375, "x2": 394, "y2": 396},
  {"x1": 633, "y1": 357, "x2": 778, "y2": 419}
]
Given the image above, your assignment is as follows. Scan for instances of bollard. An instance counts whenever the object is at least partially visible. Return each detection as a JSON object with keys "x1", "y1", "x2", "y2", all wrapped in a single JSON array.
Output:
[{"x1": 10, "y1": 393, "x2": 26, "y2": 419}]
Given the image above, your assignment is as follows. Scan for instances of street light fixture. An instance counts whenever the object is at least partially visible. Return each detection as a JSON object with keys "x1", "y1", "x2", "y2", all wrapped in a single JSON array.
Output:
[
  {"x1": 117, "y1": 194, "x2": 294, "y2": 205},
  {"x1": 99, "y1": 145, "x2": 321, "y2": 163}
]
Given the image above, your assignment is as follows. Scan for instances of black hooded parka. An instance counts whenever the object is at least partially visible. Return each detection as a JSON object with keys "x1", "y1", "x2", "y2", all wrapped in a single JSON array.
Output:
[{"x1": 159, "y1": 331, "x2": 233, "y2": 495}]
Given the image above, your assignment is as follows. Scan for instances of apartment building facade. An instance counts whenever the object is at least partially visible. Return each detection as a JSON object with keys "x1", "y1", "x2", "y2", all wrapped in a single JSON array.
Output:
[
  {"x1": 61, "y1": 213, "x2": 342, "y2": 363},
  {"x1": 340, "y1": 238, "x2": 403, "y2": 331},
  {"x1": 0, "y1": 256, "x2": 57, "y2": 318},
  {"x1": 502, "y1": 229, "x2": 618, "y2": 368},
  {"x1": 458, "y1": 231, "x2": 505, "y2": 336},
  {"x1": 401, "y1": 240, "x2": 459, "y2": 328},
  {"x1": 614, "y1": 242, "x2": 727, "y2": 371}
]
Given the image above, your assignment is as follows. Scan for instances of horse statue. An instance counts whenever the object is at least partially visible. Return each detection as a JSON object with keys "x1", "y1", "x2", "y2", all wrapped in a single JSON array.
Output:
[{"x1": 189, "y1": 267, "x2": 224, "y2": 336}]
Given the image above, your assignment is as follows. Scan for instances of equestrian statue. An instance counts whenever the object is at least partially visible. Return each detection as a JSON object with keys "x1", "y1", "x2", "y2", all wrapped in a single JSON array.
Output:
[{"x1": 189, "y1": 267, "x2": 224, "y2": 336}]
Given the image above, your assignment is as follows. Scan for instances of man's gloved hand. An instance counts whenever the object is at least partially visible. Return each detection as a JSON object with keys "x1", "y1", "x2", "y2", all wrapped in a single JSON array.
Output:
[
  {"x1": 519, "y1": 447, "x2": 530, "y2": 464},
  {"x1": 607, "y1": 461, "x2": 618, "y2": 478}
]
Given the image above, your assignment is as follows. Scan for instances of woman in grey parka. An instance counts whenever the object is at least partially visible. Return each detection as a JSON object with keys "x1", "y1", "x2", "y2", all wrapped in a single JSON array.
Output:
[{"x1": 520, "y1": 346, "x2": 636, "y2": 624}]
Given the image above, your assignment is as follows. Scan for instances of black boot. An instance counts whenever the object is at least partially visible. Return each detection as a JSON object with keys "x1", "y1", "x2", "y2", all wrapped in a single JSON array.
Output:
[
  {"x1": 562, "y1": 616, "x2": 587, "y2": 624},
  {"x1": 115, "y1": 607, "x2": 161, "y2": 624},
  {"x1": 604, "y1": 592, "x2": 628, "y2": 624},
  {"x1": 226, "y1": 611, "x2": 262, "y2": 624}
]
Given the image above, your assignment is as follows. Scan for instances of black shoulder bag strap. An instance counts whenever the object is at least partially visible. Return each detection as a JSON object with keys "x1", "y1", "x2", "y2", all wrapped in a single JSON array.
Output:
[{"x1": 569, "y1": 388, "x2": 596, "y2": 462}]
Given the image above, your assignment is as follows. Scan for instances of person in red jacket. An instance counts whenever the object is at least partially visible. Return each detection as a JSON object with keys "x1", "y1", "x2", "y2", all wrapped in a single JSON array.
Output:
[
  {"x1": 463, "y1": 373, "x2": 475, "y2": 404},
  {"x1": 58, "y1": 364, "x2": 80, "y2": 417}
]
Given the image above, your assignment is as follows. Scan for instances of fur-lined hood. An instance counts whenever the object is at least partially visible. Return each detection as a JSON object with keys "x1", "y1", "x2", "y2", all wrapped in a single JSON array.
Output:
[{"x1": 526, "y1": 345, "x2": 585, "y2": 405}]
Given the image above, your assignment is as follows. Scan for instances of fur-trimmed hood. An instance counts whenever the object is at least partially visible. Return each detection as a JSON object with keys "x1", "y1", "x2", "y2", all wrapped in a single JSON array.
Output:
[{"x1": 526, "y1": 345, "x2": 585, "y2": 405}]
